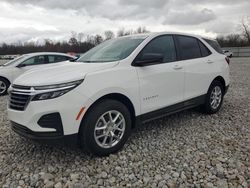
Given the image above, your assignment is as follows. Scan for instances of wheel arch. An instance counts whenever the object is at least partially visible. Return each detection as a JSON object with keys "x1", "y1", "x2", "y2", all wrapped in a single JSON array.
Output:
[
  {"x1": 79, "y1": 93, "x2": 137, "y2": 131},
  {"x1": 210, "y1": 76, "x2": 226, "y2": 93},
  {"x1": 0, "y1": 76, "x2": 11, "y2": 85}
]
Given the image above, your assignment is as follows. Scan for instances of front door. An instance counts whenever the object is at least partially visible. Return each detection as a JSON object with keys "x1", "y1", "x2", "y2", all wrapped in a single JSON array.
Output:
[{"x1": 135, "y1": 35, "x2": 185, "y2": 114}]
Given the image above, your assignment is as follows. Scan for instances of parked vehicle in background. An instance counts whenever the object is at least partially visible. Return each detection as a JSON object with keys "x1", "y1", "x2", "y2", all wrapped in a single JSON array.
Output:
[
  {"x1": 223, "y1": 50, "x2": 233, "y2": 58},
  {"x1": 0, "y1": 52, "x2": 76, "y2": 95},
  {"x1": 8, "y1": 32, "x2": 230, "y2": 156}
]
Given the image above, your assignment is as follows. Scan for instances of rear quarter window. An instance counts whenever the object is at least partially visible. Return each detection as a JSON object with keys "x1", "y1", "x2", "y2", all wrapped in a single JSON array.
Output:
[
  {"x1": 198, "y1": 41, "x2": 211, "y2": 57},
  {"x1": 203, "y1": 38, "x2": 223, "y2": 54}
]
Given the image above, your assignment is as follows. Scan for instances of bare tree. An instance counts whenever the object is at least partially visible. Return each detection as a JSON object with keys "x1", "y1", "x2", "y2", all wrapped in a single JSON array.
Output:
[
  {"x1": 69, "y1": 31, "x2": 78, "y2": 46},
  {"x1": 117, "y1": 28, "x2": 126, "y2": 37},
  {"x1": 77, "y1": 32, "x2": 84, "y2": 43},
  {"x1": 135, "y1": 26, "x2": 149, "y2": 34},
  {"x1": 93, "y1": 34, "x2": 103, "y2": 45},
  {"x1": 71, "y1": 31, "x2": 77, "y2": 39},
  {"x1": 227, "y1": 34, "x2": 241, "y2": 46},
  {"x1": 241, "y1": 17, "x2": 250, "y2": 45},
  {"x1": 104, "y1": 30, "x2": 115, "y2": 40}
]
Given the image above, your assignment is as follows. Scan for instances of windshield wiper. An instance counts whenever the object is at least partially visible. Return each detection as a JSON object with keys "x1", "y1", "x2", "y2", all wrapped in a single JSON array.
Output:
[
  {"x1": 79, "y1": 60, "x2": 118, "y2": 63},
  {"x1": 79, "y1": 60, "x2": 104, "y2": 63}
]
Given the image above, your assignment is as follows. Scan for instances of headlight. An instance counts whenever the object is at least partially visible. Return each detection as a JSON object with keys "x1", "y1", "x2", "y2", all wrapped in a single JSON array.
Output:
[{"x1": 32, "y1": 79, "x2": 83, "y2": 101}]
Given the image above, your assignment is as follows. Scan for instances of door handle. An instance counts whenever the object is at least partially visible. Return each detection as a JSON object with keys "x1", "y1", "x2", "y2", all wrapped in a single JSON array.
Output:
[
  {"x1": 173, "y1": 64, "x2": 183, "y2": 70},
  {"x1": 207, "y1": 60, "x2": 214, "y2": 64}
]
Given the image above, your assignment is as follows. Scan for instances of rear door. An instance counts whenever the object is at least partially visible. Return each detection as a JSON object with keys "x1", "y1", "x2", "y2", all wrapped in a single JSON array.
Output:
[
  {"x1": 135, "y1": 35, "x2": 185, "y2": 114},
  {"x1": 175, "y1": 35, "x2": 216, "y2": 100}
]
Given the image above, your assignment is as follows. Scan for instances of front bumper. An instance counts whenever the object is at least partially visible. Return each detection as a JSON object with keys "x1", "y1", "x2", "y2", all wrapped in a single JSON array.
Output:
[
  {"x1": 11, "y1": 121, "x2": 78, "y2": 146},
  {"x1": 8, "y1": 86, "x2": 94, "y2": 138}
]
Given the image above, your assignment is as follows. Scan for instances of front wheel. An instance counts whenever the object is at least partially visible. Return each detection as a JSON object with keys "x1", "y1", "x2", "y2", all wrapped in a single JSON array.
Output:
[
  {"x1": 79, "y1": 99, "x2": 132, "y2": 156},
  {"x1": 202, "y1": 80, "x2": 224, "y2": 114},
  {"x1": 0, "y1": 78, "x2": 10, "y2": 96}
]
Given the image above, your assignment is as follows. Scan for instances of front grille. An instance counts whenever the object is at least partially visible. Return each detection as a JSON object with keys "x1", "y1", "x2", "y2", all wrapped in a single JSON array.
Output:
[
  {"x1": 12, "y1": 84, "x2": 31, "y2": 90},
  {"x1": 9, "y1": 92, "x2": 31, "y2": 111},
  {"x1": 9, "y1": 85, "x2": 33, "y2": 111}
]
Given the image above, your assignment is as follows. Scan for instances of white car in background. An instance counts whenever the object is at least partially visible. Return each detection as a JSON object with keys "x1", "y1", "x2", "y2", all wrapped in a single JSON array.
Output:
[
  {"x1": 223, "y1": 50, "x2": 233, "y2": 58},
  {"x1": 0, "y1": 52, "x2": 76, "y2": 95}
]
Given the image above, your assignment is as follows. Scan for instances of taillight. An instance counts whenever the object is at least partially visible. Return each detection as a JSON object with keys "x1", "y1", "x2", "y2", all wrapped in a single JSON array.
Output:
[{"x1": 225, "y1": 57, "x2": 230, "y2": 65}]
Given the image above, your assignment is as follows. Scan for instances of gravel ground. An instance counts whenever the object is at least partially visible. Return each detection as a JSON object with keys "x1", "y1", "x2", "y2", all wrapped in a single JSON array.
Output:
[{"x1": 0, "y1": 58, "x2": 249, "y2": 188}]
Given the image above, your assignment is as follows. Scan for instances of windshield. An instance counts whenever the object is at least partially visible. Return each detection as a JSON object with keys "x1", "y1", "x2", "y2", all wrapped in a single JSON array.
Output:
[
  {"x1": 77, "y1": 35, "x2": 148, "y2": 63},
  {"x1": 3, "y1": 55, "x2": 27, "y2": 66}
]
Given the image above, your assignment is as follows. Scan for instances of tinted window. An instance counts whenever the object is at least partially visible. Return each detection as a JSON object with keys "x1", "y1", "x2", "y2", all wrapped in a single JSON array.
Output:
[
  {"x1": 198, "y1": 41, "x2": 211, "y2": 57},
  {"x1": 203, "y1": 38, "x2": 223, "y2": 54},
  {"x1": 140, "y1": 35, "x2": 176, "y2": 63},
  {"x1": 48, "y1": 55, "x2": 69, "y2": 63},
  {"x1": 177, "y1": 36, "x2": 201, "y2": 60},
  {"x1": 21, "y1": 55, "x2": 46, "y2": 66}
]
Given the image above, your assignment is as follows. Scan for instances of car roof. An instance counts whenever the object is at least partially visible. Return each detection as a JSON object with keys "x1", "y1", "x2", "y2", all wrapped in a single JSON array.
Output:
[
  {"x1": 24, "y1": 52, "x2": 75, "y2": 57},
  {"x1": 119, "y1": 32, "x2": 214, "y2": 41}
]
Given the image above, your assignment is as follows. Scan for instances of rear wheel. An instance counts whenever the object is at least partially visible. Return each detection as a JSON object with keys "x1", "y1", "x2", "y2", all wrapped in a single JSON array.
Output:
[
  {"x1": 79, "y1": 99, "x2": 132, "y2": 156},
  {"x1": 0, "y1": 78, "x2": 9, "y2": 96},
  {"x1": 202, "y1": 80, "x2": 224, "y2": 114}
]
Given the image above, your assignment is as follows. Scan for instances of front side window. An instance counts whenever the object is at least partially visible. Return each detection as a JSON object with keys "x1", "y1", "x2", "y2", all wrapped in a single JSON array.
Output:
[
  {"x1": 177, "y1": 36, "x2": 202, "y2": 60},
  {"x1": 77, "y1": 35, "x2": 148, "y2": 63},
  {"x1": 138, "y1": 35, "x2": 177, "y2": 63},
  {"x1": 21, "y1": 55, "x2": 46, "y2": 66}
]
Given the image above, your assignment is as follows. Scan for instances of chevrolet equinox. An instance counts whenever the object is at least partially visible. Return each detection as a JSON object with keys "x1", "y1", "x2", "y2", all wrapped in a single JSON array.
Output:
[{"x1": 7, "y1": 32, "x2": 230, "y2": 156}]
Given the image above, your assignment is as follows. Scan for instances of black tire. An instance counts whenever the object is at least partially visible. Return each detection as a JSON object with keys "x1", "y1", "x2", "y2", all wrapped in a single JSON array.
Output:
[
  {"x1": 202, "y1": 80, "x2": 224, "y2": 114},
  {"x1": 0, "y1": 78, "x2": 10, "y2": 96},
  {"x1": 79, "y1": 99, "x2": 132, "y2": 156}
]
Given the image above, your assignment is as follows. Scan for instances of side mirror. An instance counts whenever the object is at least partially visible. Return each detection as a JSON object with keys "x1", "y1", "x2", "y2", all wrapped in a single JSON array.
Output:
[
  {"x1": 134, "y1": 53, "x2": 164, "y2": 67},
  {"x1": 16, "y1": 64, "x2": 26, "y2": 68}
]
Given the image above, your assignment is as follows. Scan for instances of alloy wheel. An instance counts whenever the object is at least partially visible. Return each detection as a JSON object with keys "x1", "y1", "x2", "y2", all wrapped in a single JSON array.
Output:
[
  {"x1": 210, "y1": 86, "x2": 222, "y2": 110},
  {"x1": 94, "y1": 110, "x2": 126, "y2": 149},
  {"x1": 0, "y1": 81, "x2": 7, "y2": 94}
]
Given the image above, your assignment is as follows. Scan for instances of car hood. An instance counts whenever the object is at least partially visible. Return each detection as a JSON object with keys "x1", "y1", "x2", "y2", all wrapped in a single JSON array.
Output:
[{"x1": 14, "y1": 61, "x2": 119, "y2": 86}]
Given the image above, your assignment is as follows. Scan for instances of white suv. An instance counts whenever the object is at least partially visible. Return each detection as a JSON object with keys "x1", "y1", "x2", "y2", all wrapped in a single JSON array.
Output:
[{"x1": 7, "y1": 32, "x2": 230, "y2": 156}]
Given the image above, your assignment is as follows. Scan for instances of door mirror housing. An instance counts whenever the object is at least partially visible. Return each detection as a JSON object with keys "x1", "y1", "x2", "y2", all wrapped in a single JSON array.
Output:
[
  {"x1": 134, "y1": 53, "x2": 164, "y2": 67},
  {"x1": 16, "y1": 64, "x2": 26, "y2": 68}
]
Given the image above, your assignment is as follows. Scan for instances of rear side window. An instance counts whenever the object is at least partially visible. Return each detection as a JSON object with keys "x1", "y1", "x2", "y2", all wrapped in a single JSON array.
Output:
[
  {"x1": 48, "y1": 55, "x2": 70, "y2": 63},
  {"x1": 140, "y1": 35, "x2": 177, "y2": 63},
  {"x1": 198, "y1": 41, "x2": 211, "y2": 57},
  {"x1": 177, "y1": 36, "x2": 201, "y2": 60},
  {"x1": 203, "y1": 38, "x2": 223, "y2": 54}
]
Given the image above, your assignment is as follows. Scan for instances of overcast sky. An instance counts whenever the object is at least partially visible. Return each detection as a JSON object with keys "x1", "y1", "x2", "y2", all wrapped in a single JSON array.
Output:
[{"x1": 0, "y1": 0, "x2": 249, "y2": 44}]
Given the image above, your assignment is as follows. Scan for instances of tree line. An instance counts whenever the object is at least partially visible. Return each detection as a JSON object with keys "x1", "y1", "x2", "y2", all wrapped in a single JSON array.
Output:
[
  {"x1": 1, "y1": 18, "x2": 250, "y2": 55},
  {"x1": 216, "y1": 17, "x2": 250, "y2": 47},
  {"x1": 0, "y1": 27, "x2": 149, "y2": 55}
]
